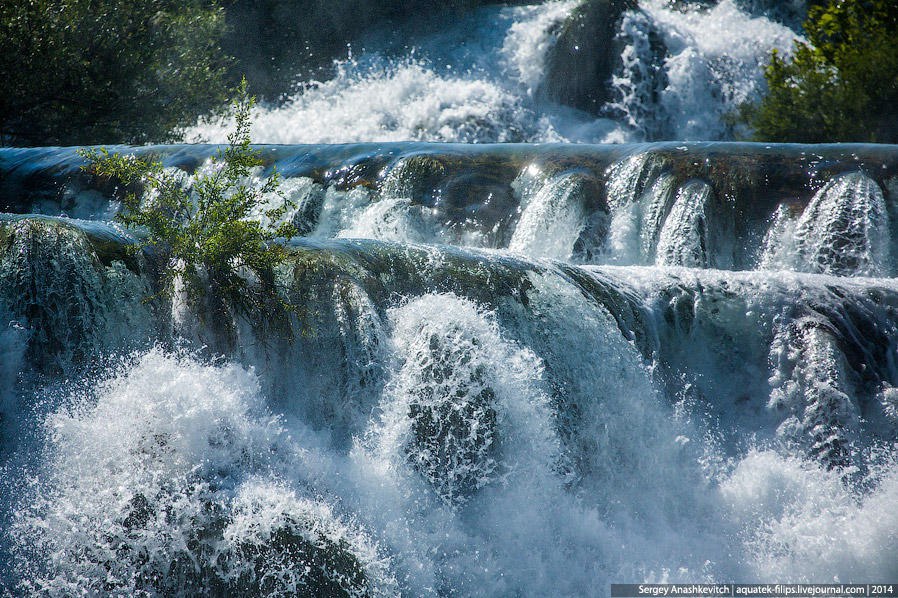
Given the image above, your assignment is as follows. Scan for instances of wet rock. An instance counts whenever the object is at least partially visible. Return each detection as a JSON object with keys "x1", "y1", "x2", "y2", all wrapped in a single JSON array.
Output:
[{"x1": 540, "y1": 0, "x2": 638, "y2": 115}]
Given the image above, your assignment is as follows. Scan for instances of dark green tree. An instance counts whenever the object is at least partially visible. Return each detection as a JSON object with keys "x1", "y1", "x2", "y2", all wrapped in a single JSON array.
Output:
[
  {"x1": 0, "y1": 0, "x2": 229, "y2": 146},
  {"x1": 746, "y1": 0, "x2": 898, "y2": 143}
]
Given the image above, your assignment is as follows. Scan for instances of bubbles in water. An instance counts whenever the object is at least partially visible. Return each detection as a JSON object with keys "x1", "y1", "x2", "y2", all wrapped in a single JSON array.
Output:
[{"x1": 7, "y1": 348, "x2": 397, "y2": 596}]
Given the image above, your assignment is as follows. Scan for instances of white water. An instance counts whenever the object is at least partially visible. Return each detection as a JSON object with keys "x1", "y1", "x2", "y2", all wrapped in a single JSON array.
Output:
[
  {"x1": 6, "y1": 282, "x2": 898, "y2": 593},
  {"x1": 6, "y1": 349, "x2": 398, "y2": 595},
  {"x1": 186, "y1": 0, "x2": 798, "y2": 144},
  {"x1": 656, "y1": 179, "x2": 712, "y2": 267},
  {"x1": 633, "y1": 0, "x2": 800, "y2": 140},
  {"x1": 761, "y1": 173, "x2": 891, "y2": 276},
  {"x1": 5, "y1": 0, "x2": 898, "y2": 587},
  {"x1": 509, "y1": 170, "x2": 592, "y2": 260},
  {"x1": 3, "y1": 165, "x2": 898, "y2": 590}
]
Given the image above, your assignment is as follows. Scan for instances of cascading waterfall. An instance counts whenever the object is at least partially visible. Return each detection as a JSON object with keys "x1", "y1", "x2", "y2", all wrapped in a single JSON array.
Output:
[
  {"x1": 508, "y1": 170, "x2": 597, "y2": 260},
  {"x1": 768, "y1": 315, "x2": 859, "y2": 468},
  {"x1": 631, "y1": 0, "x2": 799, "y2": 140},
  {"x1": 656, "y1": 179, "x2": 713, "y2": 268},
  {"x1": 3, "y1": 139, "x2": 898, "y2": 591},
  {"x1": 185, "y1": 0, "x2": 799, "y2": 144},
  {"x1": 762, "y1": 172, "x2": 891, "y2": 277}
]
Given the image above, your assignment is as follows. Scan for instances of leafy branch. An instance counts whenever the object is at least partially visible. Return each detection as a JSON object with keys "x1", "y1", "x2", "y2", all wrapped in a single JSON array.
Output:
[{"x1": 80, "y1": 78, "x2": 297, "y2": 334}]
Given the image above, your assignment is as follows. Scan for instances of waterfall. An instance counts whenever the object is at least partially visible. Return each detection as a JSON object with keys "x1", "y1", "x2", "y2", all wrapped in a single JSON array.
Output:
[
  {"x1": 184, "y1": 0, "x2": 799, "y2": 145},
  {"x1": 656, "y1": 179, "x2": 713, "y2": 267},
  {"x1": 4, "y1": 142, "x2": 898, "y2": 592},
  {"x1": 509, "y1": 171, "x2": 598, "y2": 261},
  {"x1": 761, "y1": 172, "x2": 891, "y2": 276},
  {"x1": 795, "y1": 173, "x2": 890, "y2": 277},
  {"x1": 768, "y1": 315, "x2": 859, "y2": 468}
]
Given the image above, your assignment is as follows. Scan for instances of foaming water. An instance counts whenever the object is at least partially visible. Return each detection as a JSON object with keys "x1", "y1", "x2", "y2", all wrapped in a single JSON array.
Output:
[
  {"x1": 189, "y1": 60, "x2": 556, "y2": 144},
  {"x1": 4, "y1": 248, "x2": 898, "y2": 591},
  {"x1": 721, "y1": 449, "x2": 898, "y2": 581},
  {"x1": 635, "y1": 0, "x2": 799, "y2": 140},
  {"x1": 186, "y1": 0, "x2": 798, "y2": 144},
  {"x1": 762, "y1": 172, "x2": 891, "y2": 276},
  {"x1": 5, "y1": 137, "x2": 898, "y2": 593},
  {"x1": 186, "y1": 1, "x2": 575, "y2": 145},
  {"x1": 6, "y1": 349, "x2": 398, "y2": 596},
  {"x1": 8, "y1": 285, "x2": 897, "y2": 593}
]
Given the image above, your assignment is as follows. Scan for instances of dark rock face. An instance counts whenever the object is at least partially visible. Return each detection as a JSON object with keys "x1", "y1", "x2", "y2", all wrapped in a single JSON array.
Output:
[{"x1": 540, "y1": 0, "x2": 638, "y2": 115}]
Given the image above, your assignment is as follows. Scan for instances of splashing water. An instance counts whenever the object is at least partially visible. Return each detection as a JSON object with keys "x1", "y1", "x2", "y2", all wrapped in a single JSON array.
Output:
[
  {"x1": 5, "y1": 132, "x2": 898, "y2": 592},
  {"x1": 509, "y1": 171, "x2": 595, "y2": 260},
  {"x1": 186, "y1": 0, "x2": 799, "y2": 144},
  {"x1": 760, "y1": 173, "x2": 891, "y2": 276},
  {"x1": 633, "y1": 0, "x2": 799, "y2": 140},
  {"x1": 364, "y1": 294, "x2": 560, "y2": 507},
  {"x1": 6, "y1": 349, "x2": 398, "y2": 596}
]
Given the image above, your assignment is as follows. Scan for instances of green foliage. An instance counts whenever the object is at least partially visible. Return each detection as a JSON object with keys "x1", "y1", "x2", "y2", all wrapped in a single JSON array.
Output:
[
  {"x1": 746, "y1": 0, "x2": 898, "y2": 143},
  {"x1": 80, "y1": 81, "x2": 297, "y2": 328},
  {"x1": 0, "y1": 0, "x2": 229, "y2": 145}
]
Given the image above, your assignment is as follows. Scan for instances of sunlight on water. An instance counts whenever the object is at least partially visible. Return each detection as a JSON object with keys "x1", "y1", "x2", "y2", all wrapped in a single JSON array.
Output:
[{"x1": 186, "y1": 0, "x2": 797, "y2": 144}]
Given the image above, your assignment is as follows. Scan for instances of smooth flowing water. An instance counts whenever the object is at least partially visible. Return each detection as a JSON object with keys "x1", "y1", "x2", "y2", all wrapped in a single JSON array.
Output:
[{"x1": 1, "y1": 140, "x2": 897, "y2": 595}]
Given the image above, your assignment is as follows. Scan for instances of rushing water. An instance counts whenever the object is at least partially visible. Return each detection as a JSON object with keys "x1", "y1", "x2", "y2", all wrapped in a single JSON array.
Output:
[
  {"x1": 185, "y1": 0, "x2": 799, "y2": 145},
  {"x1": 1, "y1": 141, "x2": 897, "y2": 594},
  {"x1": 2, "y1": 0, "x2": 898, "y2": 592}
]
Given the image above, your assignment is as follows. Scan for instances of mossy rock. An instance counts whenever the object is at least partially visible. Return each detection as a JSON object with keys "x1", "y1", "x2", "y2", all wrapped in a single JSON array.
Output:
[{"x1": 0, "y1": 217, "x2": 156, "y2": 372}]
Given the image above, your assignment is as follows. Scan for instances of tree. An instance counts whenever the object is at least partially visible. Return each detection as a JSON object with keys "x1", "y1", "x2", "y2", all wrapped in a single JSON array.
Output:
[
  {"x1": 0, "y1": 0, "x2": 229, "y2": 146},
  {"x1": 80, "y1": 80, "x2": 297, "y2": 331},
  {"x1": 746, "y1": 0, "x2": 898, "y2": 143}
]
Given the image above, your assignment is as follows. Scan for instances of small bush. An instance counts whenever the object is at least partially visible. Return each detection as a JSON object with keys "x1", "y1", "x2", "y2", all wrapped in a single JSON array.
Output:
[{"x1": 81, "y1": 80, "x2": 297, "y2": 331}]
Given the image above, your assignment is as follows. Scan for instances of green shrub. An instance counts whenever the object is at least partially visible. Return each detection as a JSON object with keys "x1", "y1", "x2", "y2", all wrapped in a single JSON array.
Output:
[
  {"x1": 80, "y1": 80, "x2": 297, "y2": 330},
  {"x1": 745, "y1": 0, "x2": 898, "y2": 143}
]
